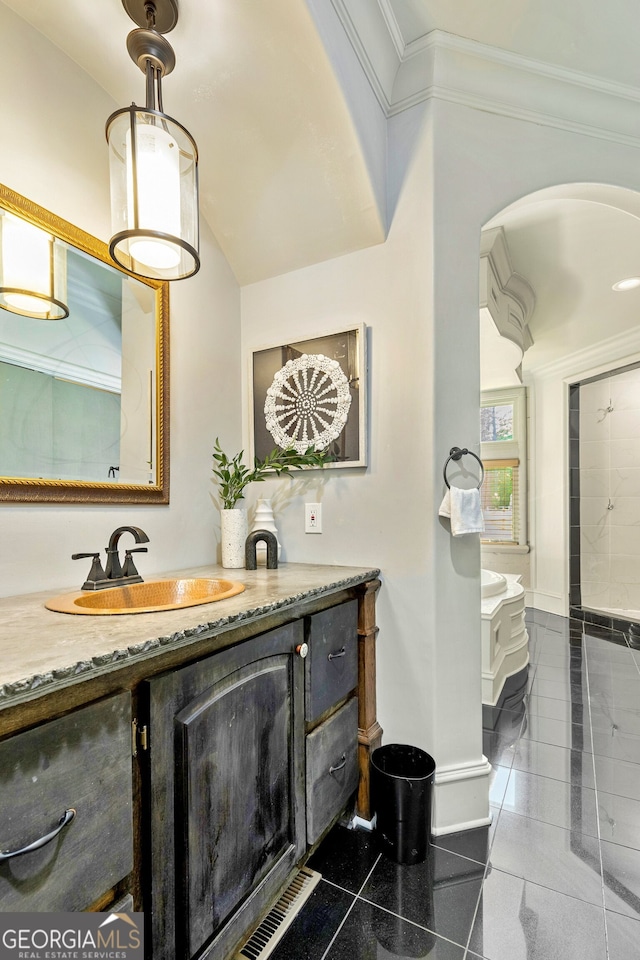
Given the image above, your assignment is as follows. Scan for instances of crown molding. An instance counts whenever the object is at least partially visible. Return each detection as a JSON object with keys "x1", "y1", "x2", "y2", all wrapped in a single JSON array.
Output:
[
  {"x1": 0, "y1": 341, "x2": 121, "y2": 392},
  {"x1": 330, "y1": 2, "x2": 640, "y2": 147},
  {"x1": 525, "y1": 326, "x2": 640, "y2": 382}
]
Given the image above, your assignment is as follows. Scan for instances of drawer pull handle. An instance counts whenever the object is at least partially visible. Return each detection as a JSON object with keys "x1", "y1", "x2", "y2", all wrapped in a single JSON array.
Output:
[
  {"x1": 330, "y1": 754, "x2": 347, "y2": 775},
  {"x1": 0, "y1": 808, "x2": 76, "y2": 862},
  {"x1": 328, "y1": 647, "x2": 346, "y2": 661}
]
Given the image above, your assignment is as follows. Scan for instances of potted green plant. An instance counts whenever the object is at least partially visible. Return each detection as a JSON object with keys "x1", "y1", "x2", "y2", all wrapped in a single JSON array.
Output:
[{"x1": 213, "y1": 439, "x2": 331, "y2": 567}]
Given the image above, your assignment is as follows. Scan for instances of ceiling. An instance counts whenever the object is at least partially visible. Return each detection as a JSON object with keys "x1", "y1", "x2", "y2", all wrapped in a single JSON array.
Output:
[
  {"x1": 2, "y1": 0, "x2": 640, "y2": 373},
  {"x1": 0, "y1": 0, "x2": 386, "y2": 284},
  {"x1": 385, "y1": 0, "x2": 640, "y2": 89},
  {"x1": 485, "y1": 187, "x2": 640, "y2": 380}
]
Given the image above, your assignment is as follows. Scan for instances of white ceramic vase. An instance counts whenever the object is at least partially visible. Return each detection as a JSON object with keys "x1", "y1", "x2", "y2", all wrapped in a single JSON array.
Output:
[
  {"x1": 250, "y1": 499, "x2": 281, "y2": 564},
  {"x1": 220, "y1": 507, "x2": 248, "y2": 569}
]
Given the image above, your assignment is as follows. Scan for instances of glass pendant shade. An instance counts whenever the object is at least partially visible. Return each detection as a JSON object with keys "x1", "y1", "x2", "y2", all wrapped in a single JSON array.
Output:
[
  {"x1": 106, "y1": 106, "x2": 199, "y2": 281},
  {"x1": 0, "y1": 212, "x2": 68, "y2": 320}
]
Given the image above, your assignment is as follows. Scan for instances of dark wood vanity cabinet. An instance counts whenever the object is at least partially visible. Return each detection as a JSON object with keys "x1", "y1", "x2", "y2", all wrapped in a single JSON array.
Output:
[
  {"x1": 144, "y1": 601, "x2": 364, "y2": 960},
  {"x1": 144, "y1": 621, "x2": 307, "y2": 960},
  {"x1": 0, "y1": 571, "x2": 381, "y2": 960}
]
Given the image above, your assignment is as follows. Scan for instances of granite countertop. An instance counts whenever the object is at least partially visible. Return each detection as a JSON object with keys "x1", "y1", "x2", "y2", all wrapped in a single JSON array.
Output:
[{"x1": 0, "y1": 562, "x2": 380, "y2": 708}]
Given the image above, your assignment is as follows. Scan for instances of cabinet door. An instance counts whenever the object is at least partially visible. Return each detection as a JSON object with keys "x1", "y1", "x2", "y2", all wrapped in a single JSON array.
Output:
[{"x1": 144, "y1": 621, "x2": 305, "y2": 960}]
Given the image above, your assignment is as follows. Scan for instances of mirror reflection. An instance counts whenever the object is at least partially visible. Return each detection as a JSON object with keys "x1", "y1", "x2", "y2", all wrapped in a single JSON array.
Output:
[{"x1": 0, "y1": 184, "x2": 168, "y2": 503}]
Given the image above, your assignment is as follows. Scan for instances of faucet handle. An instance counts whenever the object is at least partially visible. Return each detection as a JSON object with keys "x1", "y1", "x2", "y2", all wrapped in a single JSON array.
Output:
[
  {"x1": 72, "y1": 552, "x2": 107, "y2": 590},
  {"x1": 122, "y1": 547, "x2": 148, "y2": 579}
]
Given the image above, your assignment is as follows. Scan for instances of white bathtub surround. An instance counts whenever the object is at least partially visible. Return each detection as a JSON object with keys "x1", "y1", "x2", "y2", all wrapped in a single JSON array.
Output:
[{"x1": 481, "y1": 570, "x2": 529, "y2": 706}]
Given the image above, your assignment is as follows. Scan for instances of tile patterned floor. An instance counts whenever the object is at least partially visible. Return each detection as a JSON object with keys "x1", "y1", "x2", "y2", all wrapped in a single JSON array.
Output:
[{"x1": 270, "y1": 609, "x2": 640, "y2": 959}]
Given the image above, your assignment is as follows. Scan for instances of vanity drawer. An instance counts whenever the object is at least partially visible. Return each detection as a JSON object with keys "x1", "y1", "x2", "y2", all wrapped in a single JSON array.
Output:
[
  {"x1": 0, "y1": 691, "x2": 133, "y2": 911},
  {"x1": 305, "y1": 696, "x2": 358, "y2": 845},
  {"x1": 305, "y1": 600, "x2": 358, "y2": 722}
]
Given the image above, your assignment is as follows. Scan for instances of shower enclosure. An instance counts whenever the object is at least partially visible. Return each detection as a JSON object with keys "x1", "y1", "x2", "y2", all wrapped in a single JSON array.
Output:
[{"x1": 570, "y1": 362, "x2": 640, "y2": 627}]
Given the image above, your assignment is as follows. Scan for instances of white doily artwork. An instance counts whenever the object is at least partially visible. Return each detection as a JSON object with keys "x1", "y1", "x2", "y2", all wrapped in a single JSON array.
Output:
[{"x1": 264, "y1": 354, "x2": 352, "y2": 453}]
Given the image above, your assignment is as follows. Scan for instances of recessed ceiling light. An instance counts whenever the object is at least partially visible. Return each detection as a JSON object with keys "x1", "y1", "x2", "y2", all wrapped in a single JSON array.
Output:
[{"x1": 612, "y1": 277, "x2": 640, "y2": 292}]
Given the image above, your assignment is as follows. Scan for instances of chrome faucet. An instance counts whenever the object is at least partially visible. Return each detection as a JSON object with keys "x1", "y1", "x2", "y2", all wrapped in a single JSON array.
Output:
[{"x1": 73, "y1": 525, "x2": 150, "y2": 590}]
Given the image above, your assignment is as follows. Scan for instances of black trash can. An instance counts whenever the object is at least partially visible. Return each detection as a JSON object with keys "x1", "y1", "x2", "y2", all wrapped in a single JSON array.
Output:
[{"x1": 371, "y1": 744, "x2": 436, "y2": 865}]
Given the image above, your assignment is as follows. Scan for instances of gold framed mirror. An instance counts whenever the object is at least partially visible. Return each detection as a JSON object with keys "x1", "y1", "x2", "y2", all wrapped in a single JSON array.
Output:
[{"x1": 0, "y1": 183, "x2": 169, "y2": 503}]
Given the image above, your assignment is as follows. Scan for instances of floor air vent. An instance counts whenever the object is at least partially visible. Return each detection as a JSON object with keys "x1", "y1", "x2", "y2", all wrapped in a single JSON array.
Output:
[{"x1": 236, "y1": 867, "x2": 321, "y2": 960}]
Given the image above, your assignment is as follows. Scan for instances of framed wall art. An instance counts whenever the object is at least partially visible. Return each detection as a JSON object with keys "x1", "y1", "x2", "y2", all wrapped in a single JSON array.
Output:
[{"x1": 251, "y1": 324, "x2": 367, "y2": 468}]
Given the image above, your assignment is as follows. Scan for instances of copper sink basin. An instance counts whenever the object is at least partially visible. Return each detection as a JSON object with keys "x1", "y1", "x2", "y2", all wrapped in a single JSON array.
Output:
[{"x1": 45, "y1": 578, "x2": 245, "y2": 616}]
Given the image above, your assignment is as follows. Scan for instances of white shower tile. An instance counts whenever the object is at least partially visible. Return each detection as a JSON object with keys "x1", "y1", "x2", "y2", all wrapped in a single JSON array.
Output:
[
  {"x1": 610, "y1": 439, "x2": 640, "y2": 469},
  {"x1": 579, "y1": 410, "x2": 610, "y2": 442},
  {"x1": 609, "y1": 580, "x2": 640, "y2": 611},
  {"x1": 606, "y1": 498, "x2": 640, "y2": 526},
  {"x1": 581, "y1": 553, "x2": 610, "y2": 581},
  {"x1": 610, "y1": 373, "x2": 640, "y2": 410},
  {"x1": 610, "y1": 468, "x2": 640, "y2": 498},
  {"x1": 582, "y1": 581, "x2": 610, "y2": 608},
  {"x1": 579, "y1": 497, "x2": 610, "y2": 526},
  {"x1": 610, "y1": 408, "x2": 640, "y2": 441},
  {"x1": 581, "y1": 526, "x2": 610, "y2": 555},
  {"x1": 623, "y1": 583, "x2": 640, "y2": 609},
  {"x1": 580, "y1": 441, "x2": 609, "y2": 469},
  {"x1": 580, "y1": 378, "x2": 612, "y2": 414},
  {"x1": 610, "y1": 555, "x2": 640, "y2": 584},
  {"x1": 580, "y1": 469, "x2": 609, "y2": 497},
  {"x1": 611, "y1": 526, "x2": 640, "y2": 557}
]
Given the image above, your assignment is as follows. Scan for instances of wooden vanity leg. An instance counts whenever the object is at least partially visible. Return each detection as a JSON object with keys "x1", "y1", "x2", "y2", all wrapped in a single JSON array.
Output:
[{"x1": 355, "y1": 578, "x2": 382, "y2": 820}]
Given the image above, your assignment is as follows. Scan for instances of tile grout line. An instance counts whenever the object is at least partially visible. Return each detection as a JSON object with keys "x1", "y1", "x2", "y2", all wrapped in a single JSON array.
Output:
[
  {"x1": 356, "y1": 891, "x2": 475, "y2": 951},
  {"x1": 318, "y1": 852, "x2": 382, "y2": 960},
  {"x1": 582, "y1": 635, "x2": 611, "y2": 960},
  {"x1": 462, "y1": 662, "x2": 532, "y2": 958}
]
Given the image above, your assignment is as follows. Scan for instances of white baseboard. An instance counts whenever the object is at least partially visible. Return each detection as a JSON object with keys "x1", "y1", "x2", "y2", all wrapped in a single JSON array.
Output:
[
  {"x1": 527, "y1": 590, "x2": 567, "y2": 616},
  {"x1": 432, "y1": 756, "x2": 492, "y2": 834},
  {"x1": 432, "y1": 814, "x2": 493, "y2": 837}
]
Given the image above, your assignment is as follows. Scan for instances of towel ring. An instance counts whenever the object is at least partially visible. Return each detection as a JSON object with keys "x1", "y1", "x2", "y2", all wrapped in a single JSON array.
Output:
[{"x1": 443, "y1": 447, "x2": 484, "y2": 490}]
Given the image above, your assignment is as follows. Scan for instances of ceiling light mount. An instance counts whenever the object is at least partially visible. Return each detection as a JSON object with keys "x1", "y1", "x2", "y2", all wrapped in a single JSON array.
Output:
[{"x1": 121, "y1": 0, "x2": 178, "y2": 35}]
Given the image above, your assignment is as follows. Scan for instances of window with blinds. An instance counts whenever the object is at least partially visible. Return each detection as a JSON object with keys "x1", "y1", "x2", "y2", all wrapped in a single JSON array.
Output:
[
  {"x1": 480, "y1": 387, "x2": 527, "y2": 547},
  {"x1": 480, "y1": 458, "x2": 520, "y2": 543}
]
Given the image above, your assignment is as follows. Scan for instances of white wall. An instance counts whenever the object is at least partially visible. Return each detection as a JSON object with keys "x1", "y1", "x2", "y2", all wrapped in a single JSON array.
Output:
[
  {"x1": 242, "y1": 95, "x2": 640, "y2": 831},
  {"x1": 433, "y1": 102, "x2": 640, "y2": 636},
  {"x1": 242, "y1": 105, "x2": 493, "y2": 833},
  {"x1": 0, "y1": 5, "x2": 241, "y2": 597},
  {"x1": 241, "y1": 103, "x2": 436, "y2": 737}
]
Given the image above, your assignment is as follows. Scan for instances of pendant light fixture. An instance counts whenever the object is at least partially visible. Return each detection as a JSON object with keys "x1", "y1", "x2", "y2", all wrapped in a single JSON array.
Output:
[
  {"x1": 0, "y1": 211, "x2": 69, "y2": 320},
  {"x1": 106, "y1": 0, "x2": 200, "y2": 281}
]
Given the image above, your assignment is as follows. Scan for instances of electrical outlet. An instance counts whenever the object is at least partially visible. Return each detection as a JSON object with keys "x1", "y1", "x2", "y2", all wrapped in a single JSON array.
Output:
[{"x1": 305, "y1": 502, "x2": 322, "y2": 533}]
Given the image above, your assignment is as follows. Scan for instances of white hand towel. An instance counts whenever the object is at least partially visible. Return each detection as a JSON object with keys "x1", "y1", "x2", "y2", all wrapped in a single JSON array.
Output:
[
  {"x1": 438, "y1": 490, "x2": 451, "y2": 518},
  {"x1": 438, "y1": 487, "x2": 485, "y2": 536}
]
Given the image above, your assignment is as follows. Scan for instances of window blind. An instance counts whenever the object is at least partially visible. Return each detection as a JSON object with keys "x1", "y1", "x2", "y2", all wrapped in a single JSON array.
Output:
[{"x1": 481, "y1": 460, "x2": 520, "y2": 542}]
